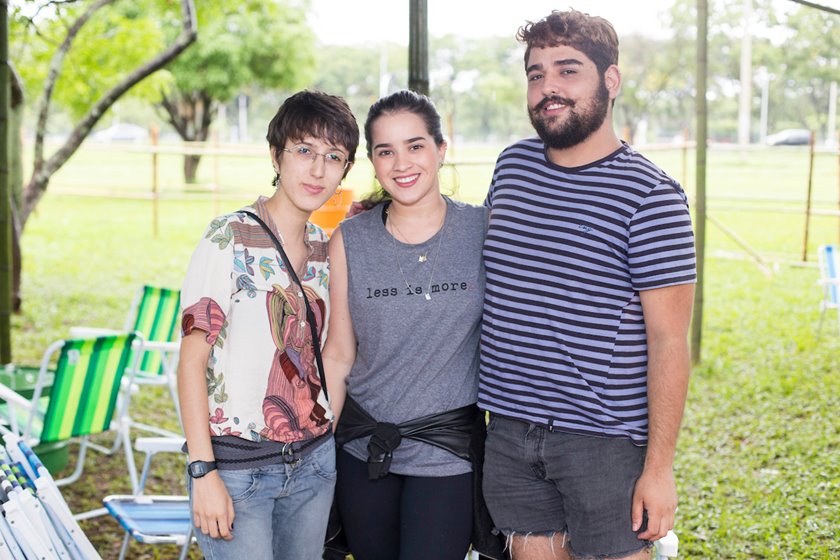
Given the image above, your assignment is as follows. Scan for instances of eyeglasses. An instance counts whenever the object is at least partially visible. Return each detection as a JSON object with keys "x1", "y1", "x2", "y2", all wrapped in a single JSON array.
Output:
[{"x1": 283, "y1": 144, "x2": 350, "y2": 171}]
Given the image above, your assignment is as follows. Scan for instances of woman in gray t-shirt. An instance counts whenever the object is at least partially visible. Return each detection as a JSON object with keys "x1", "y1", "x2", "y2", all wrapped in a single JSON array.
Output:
[{"x1": 323, "y1": 90, "x2": 487, "y2": 560}]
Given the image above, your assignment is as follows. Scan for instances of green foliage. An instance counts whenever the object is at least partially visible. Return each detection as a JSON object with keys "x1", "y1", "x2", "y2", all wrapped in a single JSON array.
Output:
[
  {"x1": 11, "y1": 0, "x2": 176, "y2": 119},
  {"x1": 432, "y1": 35, "x2": 528, "y2": 142},
  {"x1": 662, "y1": 0, "x2": 838, "y2": 142},
  {"x1": 313, "y1": 42, "x2": 407, "y2": 132},
  {"x1": 166, "y1": 0, "x2": 315, "y2": 103}
]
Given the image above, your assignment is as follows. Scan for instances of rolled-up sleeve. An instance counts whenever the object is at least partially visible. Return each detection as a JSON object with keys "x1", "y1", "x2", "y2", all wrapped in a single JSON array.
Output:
[{"x1": 181, "y1": 218, "x2": 235, "y2": 345}]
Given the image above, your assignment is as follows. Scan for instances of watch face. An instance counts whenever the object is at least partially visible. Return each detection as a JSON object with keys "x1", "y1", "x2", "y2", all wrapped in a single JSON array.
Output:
[{"x1": 189, "y1": 460, "x2": 216, "y2": 478}]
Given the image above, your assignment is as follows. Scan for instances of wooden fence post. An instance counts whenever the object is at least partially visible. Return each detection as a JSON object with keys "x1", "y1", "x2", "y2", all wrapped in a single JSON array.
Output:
[
  {"x1": 212, "y1": 131, "x2": 220, "y2": 217},
  {"x1": 802, "y1": 130, "x2": 816, "y2": 262},
  {"x1": 150, "y1": 125, "x2": 159, "y2": 239}
]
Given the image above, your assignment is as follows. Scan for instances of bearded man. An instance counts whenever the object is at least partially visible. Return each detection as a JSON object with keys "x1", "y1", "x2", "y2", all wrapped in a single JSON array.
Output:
[{"x1": 479, "y1": 9, "x2": 697, "y2": 560}]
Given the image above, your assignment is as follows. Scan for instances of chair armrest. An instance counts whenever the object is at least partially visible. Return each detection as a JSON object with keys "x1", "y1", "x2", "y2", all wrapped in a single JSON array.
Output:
[
  {"x1": 135, "y1": 437, "x2": 185, "y2": 455},
  {"x1": 142, "y1": 340, "x2": 180, "y2": 353},
  {"x1": 134, "y1": 437, "x2": 186, "y2": 495},
  {"x1": 69, "y1": 327, "x2": 121, "y2": 338},
  {"x1": 0, "y1": 383, "x2": 34, "y2": 411}
]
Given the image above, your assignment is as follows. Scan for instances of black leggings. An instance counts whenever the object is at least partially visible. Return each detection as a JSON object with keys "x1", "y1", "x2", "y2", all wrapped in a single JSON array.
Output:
[{"x1": 336, "y1": 450, "x2": 473, "y2": 560}]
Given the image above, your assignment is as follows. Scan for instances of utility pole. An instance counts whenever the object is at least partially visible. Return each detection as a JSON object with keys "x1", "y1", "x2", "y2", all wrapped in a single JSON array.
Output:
[
  {"x1": 757, "y1": 66, "x2": 769, "y2": 144},
  {"x1": 692, "y1": 0, "x2": 708, "y2": 366},
  {"x1": 737, "y1": 0, "x2": 753, "y2": 147},
  {"x1": 828, "y1": 79, "x2": 837, "y2": 148},
  {"x1": 408, "y1": 0, "x2": 429, "y2": 95}
]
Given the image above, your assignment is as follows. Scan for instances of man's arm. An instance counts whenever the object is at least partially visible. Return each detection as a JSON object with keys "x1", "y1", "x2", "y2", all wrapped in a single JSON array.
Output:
[{"x1": 632, "y1": 282, "x2": 694, "y2": 541}]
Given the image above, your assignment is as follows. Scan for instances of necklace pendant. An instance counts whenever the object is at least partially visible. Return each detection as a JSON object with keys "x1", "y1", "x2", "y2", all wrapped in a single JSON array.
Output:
[
  {"x1": 418, "y1": 254, "x2": 427, "y2": 263},
  {"x1": 424, "y1": 293, "x2": 431, "y2": 301}
]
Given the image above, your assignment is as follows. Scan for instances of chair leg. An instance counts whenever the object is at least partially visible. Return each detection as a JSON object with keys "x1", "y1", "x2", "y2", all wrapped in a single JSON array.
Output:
[
  {"x1": 179, "y1": 526, "x2": 194, "y2": 560},
  {"x1": 163, "y1": 350, "x2": 184, "y2": 429},
  {"x1": 168, "y1": 376, "x2": 183, "y2": 429},
  {"x1": 55, "y1": 437, "x2": 89, "y2": 487},
  {"x1": 118, "y1": 531, "x2": 131, "y2": 560},
  {"x1": 121, "y1": 422, "x2": 139, "y2": 494}
]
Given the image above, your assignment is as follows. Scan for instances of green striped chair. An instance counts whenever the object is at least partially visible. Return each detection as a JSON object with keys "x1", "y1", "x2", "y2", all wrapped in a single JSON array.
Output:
[
  {"x1": 0, "y1": 333, "x2": 141, "y2": 495},
  {"x1": 72, "y1": 285, "x2": 182, "y2": 438}
]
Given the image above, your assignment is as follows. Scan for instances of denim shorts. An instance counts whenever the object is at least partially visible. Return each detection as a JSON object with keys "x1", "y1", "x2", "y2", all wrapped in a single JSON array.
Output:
[
  {"x1": 482, "y1": 415, "x2": 651, "y2": 559},
  {"x1": 190, "y1": 435, "x2": 336, "y2": 560}
]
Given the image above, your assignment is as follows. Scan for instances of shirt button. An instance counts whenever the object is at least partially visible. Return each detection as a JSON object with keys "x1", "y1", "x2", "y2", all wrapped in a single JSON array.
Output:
[
  {"x1": 300, "y1": 320, "x2": 306, "y2": 327},
  {"x1": 297, "y1": 291, "x2": 303, "y2": 297}
]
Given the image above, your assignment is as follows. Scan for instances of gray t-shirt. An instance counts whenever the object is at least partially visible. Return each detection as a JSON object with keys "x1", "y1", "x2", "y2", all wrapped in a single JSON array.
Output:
[{"x1": 340, "y1": 197, "x2": 487, "y2": 476}]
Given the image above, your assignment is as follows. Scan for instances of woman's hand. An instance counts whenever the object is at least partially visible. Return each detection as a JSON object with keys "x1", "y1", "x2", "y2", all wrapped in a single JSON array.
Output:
[{"x1": 191, "y1": 471, "x2": 235, "y2": 540}]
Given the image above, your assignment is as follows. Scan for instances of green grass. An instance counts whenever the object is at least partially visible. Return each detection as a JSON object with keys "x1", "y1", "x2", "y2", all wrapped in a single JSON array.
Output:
[{"x1": 9, "y1": 142, "x2": 840, "y2": 558}]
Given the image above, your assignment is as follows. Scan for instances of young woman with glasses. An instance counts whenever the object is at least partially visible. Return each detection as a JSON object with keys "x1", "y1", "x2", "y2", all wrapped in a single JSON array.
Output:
[{"x1": 178, "y1": 90, "x2": 359, "y2": 560}]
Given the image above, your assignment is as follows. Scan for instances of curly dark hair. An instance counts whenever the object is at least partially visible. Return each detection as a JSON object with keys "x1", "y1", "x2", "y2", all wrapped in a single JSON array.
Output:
[{"x1": 517, "y1": 9, "x2": 619, "y2": 74}]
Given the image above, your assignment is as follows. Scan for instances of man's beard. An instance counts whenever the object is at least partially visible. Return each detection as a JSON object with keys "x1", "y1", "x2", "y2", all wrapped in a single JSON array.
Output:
[{"x1": 528, "y1": 79, "x2": 610, "y2": 150}]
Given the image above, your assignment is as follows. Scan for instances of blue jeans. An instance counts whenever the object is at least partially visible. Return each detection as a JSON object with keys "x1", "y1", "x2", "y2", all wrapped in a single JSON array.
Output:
[{"x1": 191, "y1": 437, "x2": 336, "y2": 560}]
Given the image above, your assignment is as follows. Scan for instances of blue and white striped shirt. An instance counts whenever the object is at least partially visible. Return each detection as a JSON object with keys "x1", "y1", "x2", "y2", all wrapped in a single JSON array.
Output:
[{"x1": 479, "y1": 138, "x2": 696, "y2": 444}]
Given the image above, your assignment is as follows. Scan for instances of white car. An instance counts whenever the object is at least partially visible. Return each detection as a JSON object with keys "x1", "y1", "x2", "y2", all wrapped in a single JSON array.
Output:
[
  {"x1": 766, "y1": 128, "x2": 811, "y2": 146},
  {"x1": 90, "y1": 123, "x2": 149, "y2": 143}
]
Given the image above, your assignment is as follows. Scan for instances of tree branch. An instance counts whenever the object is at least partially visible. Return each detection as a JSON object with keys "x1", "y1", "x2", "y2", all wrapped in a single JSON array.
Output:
[
  {"x1": 22, "y1": 0, "x2": 199, "y2": 226},
  {"x1": 159, "y1": 90, "x2": 189, "y2": 137},
  {"x1": 32, "y1": 0, "x2": 115, "y2": 179}
]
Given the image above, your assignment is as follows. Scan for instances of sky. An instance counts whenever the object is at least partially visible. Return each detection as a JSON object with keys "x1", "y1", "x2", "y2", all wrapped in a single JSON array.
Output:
[{"x1": 309, "y1": 0, "x2": 679, "y2": 45}]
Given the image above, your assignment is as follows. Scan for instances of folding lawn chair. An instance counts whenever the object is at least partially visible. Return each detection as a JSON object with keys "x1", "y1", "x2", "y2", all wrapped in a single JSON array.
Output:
[
  {"x1": 817, "y1": 244, "x2": 840, "y2": 336},
  {"x1": 71, "y1": 285, "x2": 183, "y2": 438},
  {"x1": 0, "y1": 432, "x2": 101, "y2": 559},
  {"x1": 103, "y1": 437, "x2": 193, "y2": 560},
  {"x1": 0, "y1": 333, "x2": 141, "y2": 500}
]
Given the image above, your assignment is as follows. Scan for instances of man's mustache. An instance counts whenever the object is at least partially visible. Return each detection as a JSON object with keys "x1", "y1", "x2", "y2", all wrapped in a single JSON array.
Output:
[{"x1": 534, "y1": 96, "x2": 576, "y2": 112}]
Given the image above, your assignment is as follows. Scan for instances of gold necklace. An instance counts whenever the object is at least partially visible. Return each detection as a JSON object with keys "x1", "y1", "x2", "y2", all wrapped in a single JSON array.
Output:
[
  {"x1": 386, "y1": 205, "x2": 448, "y2": 301},
  {"x1": 387, "y1": 205, "x2": 446, "y2": 263}
]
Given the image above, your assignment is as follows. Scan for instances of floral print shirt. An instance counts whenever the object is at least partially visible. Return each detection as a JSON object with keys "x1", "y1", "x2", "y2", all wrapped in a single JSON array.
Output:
[{"x1": 181, "y1": 197, "x2": 332, "y2": 443}]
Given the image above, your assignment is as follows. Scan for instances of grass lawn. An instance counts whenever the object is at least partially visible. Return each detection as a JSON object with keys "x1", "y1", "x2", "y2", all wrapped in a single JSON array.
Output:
[{"x1": 8, "y1": 141, "x2": 840, "y2": 558}]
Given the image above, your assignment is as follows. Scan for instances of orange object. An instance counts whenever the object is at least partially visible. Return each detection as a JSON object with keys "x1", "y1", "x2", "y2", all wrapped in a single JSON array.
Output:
[{"x1": 311, "y1": 189, "x2": 354, "y2": 236}]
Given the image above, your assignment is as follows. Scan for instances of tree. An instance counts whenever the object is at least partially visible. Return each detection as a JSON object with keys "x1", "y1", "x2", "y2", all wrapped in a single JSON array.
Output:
[
  {"x1": 313, "y1": 42, "x2": 407, "y2": 128},
  {"x1": 158, "y1": 0, "x2": 315, "y2": 183},
  {"x1": 430, "y1": 34, "x2": 527, "y2": 143},
  {"x1": 762, "y1": 5, "x2": 838, "y2": 138},
  {"x1": 14, "y1": 0, "x2": 197, "y2": 227},
  {"x1": 10, "y1": 0, "x2": 197, "y2": 309}
]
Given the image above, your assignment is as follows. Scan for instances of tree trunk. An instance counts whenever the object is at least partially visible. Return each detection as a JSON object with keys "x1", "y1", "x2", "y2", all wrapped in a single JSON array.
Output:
[
  {"x1": 184, "y1": 154, "x2": 201, "y2": 184},
  {"x1": 8, "y1": 65, "x2": 23, "y2": 313},
  {"x1": 159, "y1": 90, "x2": 215, "y2": 185}
]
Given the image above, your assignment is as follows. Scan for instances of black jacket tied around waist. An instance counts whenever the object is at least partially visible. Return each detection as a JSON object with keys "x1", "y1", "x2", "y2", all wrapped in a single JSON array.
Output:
[{"x1": 335, "y1": 394, "x2": 477, "y2": 479}]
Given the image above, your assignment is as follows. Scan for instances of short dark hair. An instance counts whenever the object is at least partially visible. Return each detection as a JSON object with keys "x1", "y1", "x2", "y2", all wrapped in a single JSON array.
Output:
[
  {"x1": 266, "y1": 90, "x2": 360, "y2": 180},
  {"x1": 364, "y1": 89, "x2": 445, "y2": 158},
  {"x1": 517, "y1": 9, "x2": 619, "y2": 74}
]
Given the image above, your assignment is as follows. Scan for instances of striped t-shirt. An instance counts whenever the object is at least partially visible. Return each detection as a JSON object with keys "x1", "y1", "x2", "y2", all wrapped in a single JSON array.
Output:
[{"x1": 478, "y1": 138, "x2": 696, "y2": 444}]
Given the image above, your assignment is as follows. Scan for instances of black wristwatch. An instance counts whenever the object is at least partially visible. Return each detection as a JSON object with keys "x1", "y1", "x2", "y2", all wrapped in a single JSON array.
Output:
[{"x1": 188, "y1": 459, "x2": 218, "y2": 479}]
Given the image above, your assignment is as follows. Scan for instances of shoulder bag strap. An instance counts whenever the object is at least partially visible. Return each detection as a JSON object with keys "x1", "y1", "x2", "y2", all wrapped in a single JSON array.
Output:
[{"x1": 240, "y1": 210, "x2": 329, "y2": 402}]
